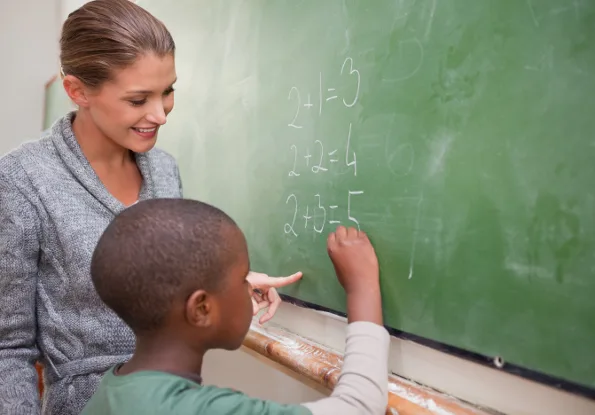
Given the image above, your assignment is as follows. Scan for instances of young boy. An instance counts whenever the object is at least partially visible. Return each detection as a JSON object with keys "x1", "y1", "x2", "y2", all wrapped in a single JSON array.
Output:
[{"x1": 82, "y1": 198, "x2": 389, "y2": 415}]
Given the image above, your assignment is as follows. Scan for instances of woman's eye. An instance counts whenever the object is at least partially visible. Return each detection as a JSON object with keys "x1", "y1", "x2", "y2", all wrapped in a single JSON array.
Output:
[{"x1": 129, "y1": 99, "x2": 146, "y2": 107}]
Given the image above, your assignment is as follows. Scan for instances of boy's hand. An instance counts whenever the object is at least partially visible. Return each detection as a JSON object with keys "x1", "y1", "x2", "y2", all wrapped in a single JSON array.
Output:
[
  {"x1": 327, "y1": 226, "x2": 382, "y2": 325},
  {"x1": 327, "y1": 226, "x2": 379, "y2": 294}
]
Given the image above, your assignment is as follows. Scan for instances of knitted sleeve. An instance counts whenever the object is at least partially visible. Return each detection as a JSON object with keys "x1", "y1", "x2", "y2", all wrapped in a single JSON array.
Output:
[{"x1": 0, "y1": 174, "x2": 41, "y2": 415}]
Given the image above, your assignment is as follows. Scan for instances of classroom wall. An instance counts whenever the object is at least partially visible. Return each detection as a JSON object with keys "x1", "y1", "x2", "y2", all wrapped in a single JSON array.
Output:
[
  {"x1": 0, "y1": 0, "x2": 61, "y2": 156},
  {"x1": 0, "y1": 0, "x2": 91, "y2": 157},
  {"x1": 4, "y1": 1, "x2": 595, "y2": 414},
  {"x1": 58, "y1": 0, "x2": 90, "y2": 21}
]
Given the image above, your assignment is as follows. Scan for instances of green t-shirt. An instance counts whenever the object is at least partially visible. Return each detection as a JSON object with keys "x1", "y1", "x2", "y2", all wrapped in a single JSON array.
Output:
[{"x1": 81, "y1": 367, "x2": 312, "y2": 415}]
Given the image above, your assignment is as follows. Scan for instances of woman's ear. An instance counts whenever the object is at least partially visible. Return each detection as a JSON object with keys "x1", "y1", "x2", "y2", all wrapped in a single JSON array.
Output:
[
  {"x1": 62, "y1": 75, "x2": 91, "y2": 108},
  {"x1": 185, "y1": 290, "x2": 214, "y2": 328}
]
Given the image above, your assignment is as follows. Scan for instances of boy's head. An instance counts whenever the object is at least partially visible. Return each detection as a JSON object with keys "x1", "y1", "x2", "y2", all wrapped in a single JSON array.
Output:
[{"x1": 91, "y1": 198, "x2": 253, "y2": 351}]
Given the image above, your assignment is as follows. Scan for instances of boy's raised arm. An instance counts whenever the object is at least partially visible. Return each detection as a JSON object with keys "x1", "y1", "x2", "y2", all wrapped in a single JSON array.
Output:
[{"x1": 302, "y1": 226, "x2": 389, "y2": 415}]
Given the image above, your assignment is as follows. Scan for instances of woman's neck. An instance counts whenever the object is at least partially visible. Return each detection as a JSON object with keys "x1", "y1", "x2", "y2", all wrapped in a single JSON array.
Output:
[{"x1": 72, "y1": 110, "x2": 132, "y2": 168}]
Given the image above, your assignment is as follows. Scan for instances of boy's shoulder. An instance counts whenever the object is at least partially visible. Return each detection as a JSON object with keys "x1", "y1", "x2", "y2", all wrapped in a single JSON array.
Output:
[
  {"x1": 83, "y1": 368, "x2": 312, "y2": 415},
  {"x1": 187, "y1": 384, "x2": 312, "y2": 415}
]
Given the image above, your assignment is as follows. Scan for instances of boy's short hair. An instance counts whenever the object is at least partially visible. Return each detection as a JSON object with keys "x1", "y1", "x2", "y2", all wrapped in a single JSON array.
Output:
[{"x1": 91, "y1": 198, "x2": 240, "y2": 333}]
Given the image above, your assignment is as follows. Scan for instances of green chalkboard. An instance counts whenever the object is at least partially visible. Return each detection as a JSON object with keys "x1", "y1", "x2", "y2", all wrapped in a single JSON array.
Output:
[{"x1": 47, "y1": 0, "x2": 595, "y2": 393}]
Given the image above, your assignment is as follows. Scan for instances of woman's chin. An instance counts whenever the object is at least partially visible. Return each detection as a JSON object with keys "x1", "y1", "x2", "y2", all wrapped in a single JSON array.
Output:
[{"x1": 127, "y1": 137, "x2": 158, "y2": 154}]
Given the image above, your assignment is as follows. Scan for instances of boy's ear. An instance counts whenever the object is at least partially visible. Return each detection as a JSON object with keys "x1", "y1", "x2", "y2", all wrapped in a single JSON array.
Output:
[
  {"x1": 62, "y1": 75, "x2": 92, "y2": 108},
  {"x1": 185, "y1": 290, "x2": 214, "y2": 328}
]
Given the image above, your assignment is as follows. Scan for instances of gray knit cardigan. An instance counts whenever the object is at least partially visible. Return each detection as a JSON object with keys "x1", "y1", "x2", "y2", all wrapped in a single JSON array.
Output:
[{"x1": 0, "y1": 112, "x2": 182, "y2": 414}]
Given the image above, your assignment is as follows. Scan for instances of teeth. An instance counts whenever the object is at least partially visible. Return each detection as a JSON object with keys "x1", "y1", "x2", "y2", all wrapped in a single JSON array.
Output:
[{"x1": 136, "y1": 128, "x2": 156, "y2": 133}]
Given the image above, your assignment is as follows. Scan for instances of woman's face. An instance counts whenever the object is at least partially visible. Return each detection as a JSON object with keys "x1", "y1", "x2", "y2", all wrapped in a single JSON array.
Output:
[{"x1": 83, "y1": 53, "x2": 177, "y2": 154}]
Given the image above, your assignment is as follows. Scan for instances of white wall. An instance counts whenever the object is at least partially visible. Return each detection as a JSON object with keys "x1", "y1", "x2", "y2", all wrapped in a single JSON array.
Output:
[
  {"x1": 0, "y1": 0, "x2": 61, "y2": 156},
  {"x1": 58, "y1": 0, "x2": 91, "y2": 22},
  {"x1": 3, "y1": 2, "x2": 595, "y2": 414}
]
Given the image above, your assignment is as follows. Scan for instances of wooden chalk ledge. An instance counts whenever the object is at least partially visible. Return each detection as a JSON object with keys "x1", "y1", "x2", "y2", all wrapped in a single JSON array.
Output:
[{"x1": 243, "y1": 325, "x2": 493, "y2": 415}]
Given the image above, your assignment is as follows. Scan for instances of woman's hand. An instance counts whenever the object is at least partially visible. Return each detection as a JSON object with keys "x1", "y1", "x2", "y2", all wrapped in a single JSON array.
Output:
[{"x1": 247, "y1": 271, "x2": 303, "y2": 324}]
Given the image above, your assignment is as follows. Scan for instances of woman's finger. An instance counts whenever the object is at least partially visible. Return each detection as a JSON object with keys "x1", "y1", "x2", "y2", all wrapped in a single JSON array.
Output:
[
  {"x1": 255, "y1": 299, "x2": 270, "y2": 312},
  {"x1": 252, "y1": 297, "x2": 259, "y2": 315},
  {"x1": 247, "y1": 271, "x2": 303, "y2": 289},
  {"x1": 259, "y1": 288, "x2": 281, "y2": 324},
  {"x1": 259, "y1": 272, "x2": 303, "y2": 289}
]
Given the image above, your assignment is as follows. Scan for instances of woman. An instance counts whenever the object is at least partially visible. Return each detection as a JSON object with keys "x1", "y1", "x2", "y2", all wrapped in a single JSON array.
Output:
[{"x1": 0, "y1": 1, "x2": 301, "y2": 414}]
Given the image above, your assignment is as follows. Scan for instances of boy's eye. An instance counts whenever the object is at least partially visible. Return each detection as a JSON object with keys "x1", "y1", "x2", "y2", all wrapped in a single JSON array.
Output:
[{"x1": 129, "y1": 99, "x2": 146, "y2": 107}]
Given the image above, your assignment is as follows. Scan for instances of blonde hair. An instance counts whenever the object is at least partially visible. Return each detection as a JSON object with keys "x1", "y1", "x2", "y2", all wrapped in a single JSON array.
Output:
[{"x1": 60, "y1": 0, "x2": 175, "y2": 88}]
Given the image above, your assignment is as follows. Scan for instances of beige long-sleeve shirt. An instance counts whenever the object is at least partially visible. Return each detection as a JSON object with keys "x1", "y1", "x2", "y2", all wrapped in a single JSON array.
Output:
[{"x1": 303, "y1": 321, "x2": 390, "y2": 415}]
